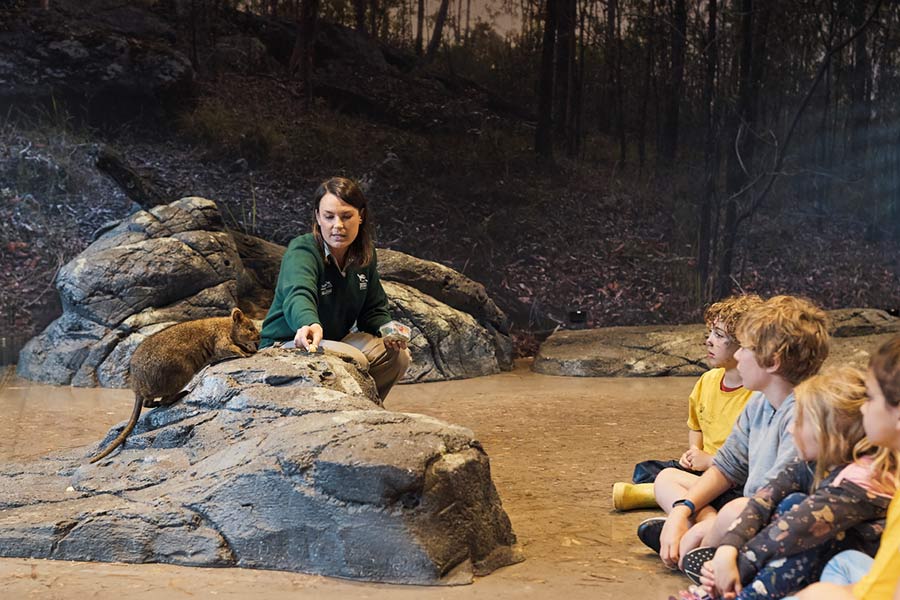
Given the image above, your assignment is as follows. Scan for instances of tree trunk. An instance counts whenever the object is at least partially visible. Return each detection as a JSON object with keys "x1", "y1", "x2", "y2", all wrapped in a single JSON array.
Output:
[
  {"x1": 717, "y1": 0, "x2": 765, "y2": 299},
  {"x1": 416, "y1": 0, "x2": 424, "y2": 55},
  {"x1": 465, "y1": 0, "x2": 470, "y2": 43},
  {"x1": 289, "y1": 0, "x2": 320, "y2": 108},
  {"x1": 698, "y1": 0, "x2": 718, "y2": 300},
  {"x1": 369, "y1": 0, "x2": 379, "y2": 40},
  {"x1": 659, "y1": 0, "x2": 687, "y2": 164},
  {"x1": 847, "y1": 0, "x2": 871, "y2": 168},
  {"x1": 600, "y1": 0, "x2": 616, "y2": 133},
  {"x1": 615, "y1": 2, "x2": 626, "y2": 163},
  {"x1": 353, "y1": 0, "x2": 367, "y2": 34},
  {"x1": 637, "y1": 0, "x2": 656, "y2": 171},
  {"x1": 553, "y1": 0, "x2": 575, "y2": 143},
  {"x1": 424, "y1": 0, "x2": 450, "y2": 62},
  {"x1": 536, "y1": 0, "x2": 557, "y2": 159}
]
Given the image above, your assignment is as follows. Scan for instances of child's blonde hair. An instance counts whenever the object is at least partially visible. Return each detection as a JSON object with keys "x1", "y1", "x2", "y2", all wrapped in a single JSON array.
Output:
[
  {"x1": 734, "y1": 295, "x2": 830, "y2": 385},
  {"x1": 795, "y1": 366, "x2": 899, "y2": 491},
  {"x1": 704, "y1": 294, "x2": 764, "y2": 339}
]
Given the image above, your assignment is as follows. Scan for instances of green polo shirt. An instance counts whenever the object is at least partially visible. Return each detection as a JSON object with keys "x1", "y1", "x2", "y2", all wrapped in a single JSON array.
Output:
[{"x1": 260, "y1": 233, "x2": 392, "y2": 347}]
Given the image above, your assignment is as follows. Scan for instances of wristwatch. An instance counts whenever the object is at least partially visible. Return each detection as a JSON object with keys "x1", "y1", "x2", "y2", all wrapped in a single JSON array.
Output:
[{"x1": 672, "y1": 498, "x2": 697, "y2": 518}]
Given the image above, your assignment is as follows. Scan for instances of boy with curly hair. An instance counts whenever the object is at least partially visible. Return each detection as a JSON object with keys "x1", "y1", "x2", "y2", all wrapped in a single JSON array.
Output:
[{"x1": 613, "y1": 294, "x2": 763, "y2": 511}]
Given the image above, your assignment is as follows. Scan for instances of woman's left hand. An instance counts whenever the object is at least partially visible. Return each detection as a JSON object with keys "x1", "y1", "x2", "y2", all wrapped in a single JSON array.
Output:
[{"x1": 383, "y1": 338, "x2": 408, "y2": 352}]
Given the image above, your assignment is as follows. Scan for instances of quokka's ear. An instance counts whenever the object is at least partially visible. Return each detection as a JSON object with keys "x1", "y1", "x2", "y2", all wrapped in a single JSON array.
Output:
[{"x1": 231, "y1": 308, "x2": 244, "y2": 321}]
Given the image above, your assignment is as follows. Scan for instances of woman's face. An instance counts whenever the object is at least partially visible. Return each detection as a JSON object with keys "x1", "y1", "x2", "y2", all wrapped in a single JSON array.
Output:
[
  {"x1": 790, "y1": 408, "x2": 819, "y2": 461},
  {"x1": 316, "y1": 193, "x2": 363, "y2": 254},
  {"x1": 862, "y1": 369, "x2": 900, "y2": 450}
]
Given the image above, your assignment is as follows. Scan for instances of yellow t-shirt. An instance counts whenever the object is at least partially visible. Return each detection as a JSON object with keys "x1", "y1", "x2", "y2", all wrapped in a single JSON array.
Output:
[
  {"x1": 854, "y1": 491, "x2": 900, "y2": 600},
  {"x1": 687, "y1": 368, "x2": 753, "y2": 455}
]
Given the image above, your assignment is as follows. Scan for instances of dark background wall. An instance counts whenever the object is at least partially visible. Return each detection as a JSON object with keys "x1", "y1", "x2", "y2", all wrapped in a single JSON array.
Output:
[{"x1": 1, "y1": 0, "x2": 898, "y2": 361}]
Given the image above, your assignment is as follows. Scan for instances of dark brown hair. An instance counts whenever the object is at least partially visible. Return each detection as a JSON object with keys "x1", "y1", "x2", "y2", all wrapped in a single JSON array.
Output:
[
  {"x1": 871, "y1": 335, "x2": 900, "y2": 408},
  {"x1": 311, "y1": 177, "x2": 374, "y2": 268}
]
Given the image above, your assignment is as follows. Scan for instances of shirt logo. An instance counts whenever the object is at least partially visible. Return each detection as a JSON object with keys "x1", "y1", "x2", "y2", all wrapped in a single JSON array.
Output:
[
  {"x1": 320, "y1": 281, "x2": 333, "y2": 296},
  {"x1": 356, "y1": 273, "x2": 368, "y2": 290}
]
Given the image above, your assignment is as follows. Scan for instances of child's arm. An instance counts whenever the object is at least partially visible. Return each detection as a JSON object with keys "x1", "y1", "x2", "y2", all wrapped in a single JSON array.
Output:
[
  {"x1": 688, "y1": 430, "x2": 703, "y2": 450},
  {"x1": 715, "y1": 460, "x2": 809, "y2": 582},
  {"x1": 658, "y1": 465, "x2": 734, "y2": 567},
  {"x1": 732, "y1": 478, "x2": 890, "y2": 585},
  {"x1": 679, "y1": 430, "x2": 706, "y2": 469}
]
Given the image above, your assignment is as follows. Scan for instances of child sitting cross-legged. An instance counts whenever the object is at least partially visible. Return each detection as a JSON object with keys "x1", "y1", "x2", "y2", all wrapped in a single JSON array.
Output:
[
  {"x1": 788, "y1": 335, "x2": 900, "y2": 600},
  {"x1": 684, "y1": 366, "x2": 898, "y2": 600},
  {"x1": 614, "y1": 294, "x2": 763, "y2": 511}
]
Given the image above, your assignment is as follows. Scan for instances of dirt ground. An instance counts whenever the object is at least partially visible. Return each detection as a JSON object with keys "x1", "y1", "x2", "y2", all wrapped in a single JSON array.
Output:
[{"x1": 0, "y1": 360, "x2": 695, "y2": 599}]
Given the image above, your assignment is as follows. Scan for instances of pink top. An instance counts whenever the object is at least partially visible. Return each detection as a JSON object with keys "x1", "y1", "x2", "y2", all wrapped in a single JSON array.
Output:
[{"x1": 833, "y1": 456, "x2": 895, "y2": 498}]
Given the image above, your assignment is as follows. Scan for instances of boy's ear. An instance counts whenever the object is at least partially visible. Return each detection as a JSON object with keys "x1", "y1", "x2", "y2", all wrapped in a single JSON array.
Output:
[{"x1": 765, "y1": 357, "x2": 781, "y2": 375}]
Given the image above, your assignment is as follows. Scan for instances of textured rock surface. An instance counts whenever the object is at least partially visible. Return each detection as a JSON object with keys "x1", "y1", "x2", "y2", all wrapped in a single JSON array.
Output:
[
  {"x1": 533, "y1": 309, "x2": 900, "y2": 377},
  {"x1": 17, "y1": 197, "x2": 513, "y2": 386},
  {"x1": 0, "y1": 349, "x2": 522, "y2": 583}
]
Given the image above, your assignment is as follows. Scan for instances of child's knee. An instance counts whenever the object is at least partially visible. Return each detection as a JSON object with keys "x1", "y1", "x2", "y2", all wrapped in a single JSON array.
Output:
[{"x1": 680, "y1": 520, "x2": 711, "y2": 556}]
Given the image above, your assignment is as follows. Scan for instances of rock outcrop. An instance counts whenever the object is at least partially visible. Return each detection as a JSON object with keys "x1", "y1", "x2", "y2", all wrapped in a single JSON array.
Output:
[
  {"x1": 533, "y1": 308, "x2": 900, "y2": 377},
  {"x1": 17, "y1": 197, "x2": 513, "y2": 386},
  {"x1": 0, "y1": 349, "x2": 522, "y2": 584}
]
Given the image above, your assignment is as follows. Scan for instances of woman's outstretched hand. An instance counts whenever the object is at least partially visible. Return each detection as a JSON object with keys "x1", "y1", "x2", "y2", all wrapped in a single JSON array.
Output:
[{"x1": 295, "y1": 323, "x2": 324, "y2": 351}]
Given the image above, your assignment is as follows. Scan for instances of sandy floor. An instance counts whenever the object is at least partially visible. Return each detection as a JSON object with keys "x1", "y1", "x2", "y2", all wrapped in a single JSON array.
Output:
[{"x1": 0, "y1": 360, "x2": 693, "y2": 599}]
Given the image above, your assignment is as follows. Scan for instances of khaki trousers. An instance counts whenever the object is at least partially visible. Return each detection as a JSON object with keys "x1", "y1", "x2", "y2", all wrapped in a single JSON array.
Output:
[{"x1": 321, "y1": 332, "x2": 411, "y2": 401}]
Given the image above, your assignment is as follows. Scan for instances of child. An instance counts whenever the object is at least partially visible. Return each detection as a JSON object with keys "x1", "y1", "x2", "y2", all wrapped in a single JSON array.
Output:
[
  {"x1": 614, "y1": 295, "x2": 763, "y2": 511},
  {"x1": 789, "y1": 335, "x2": 900, "y2": 600},
  {"x1": 690, "y1": 366, "x2": 897, "y2": 599},
  {"x1": 641, "y1": 295, "x2": 830, "y2": 571}
]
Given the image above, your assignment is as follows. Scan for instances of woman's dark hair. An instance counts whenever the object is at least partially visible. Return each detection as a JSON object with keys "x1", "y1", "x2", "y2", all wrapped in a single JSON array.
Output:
[
  {"x1": 312, "y1": 177, "x2": 374, "y2": 268},
  {"x1": 871, "y1": 335, "x2": 900, "y2": 408}
]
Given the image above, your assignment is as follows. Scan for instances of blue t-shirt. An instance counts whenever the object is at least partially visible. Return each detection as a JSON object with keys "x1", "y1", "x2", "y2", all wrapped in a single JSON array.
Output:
[{"x1": 712, "y1": 391, "x2": 798, "y2": 496}]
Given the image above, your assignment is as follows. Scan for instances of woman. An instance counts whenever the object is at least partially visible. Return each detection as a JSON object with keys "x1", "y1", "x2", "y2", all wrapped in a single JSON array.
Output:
[{"x1": 260, "y1": 177, "x2": 410, "y2": 400}]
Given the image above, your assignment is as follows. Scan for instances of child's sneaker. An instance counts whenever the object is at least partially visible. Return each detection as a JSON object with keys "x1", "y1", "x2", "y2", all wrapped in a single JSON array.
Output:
[
  {"x1": 682, "y1": 546, "x2": 716, "y2": 586},
  {"x1": 636, "y1": 517, "x2": 666, "y2": 553},
  {"x1": 669, "y1": 585, "x2": 712, "y2": 600}
]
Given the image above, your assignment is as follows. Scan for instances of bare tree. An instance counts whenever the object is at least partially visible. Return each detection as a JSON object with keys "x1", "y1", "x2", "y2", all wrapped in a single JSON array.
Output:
[
  {"x1": 536, "y1": 0, "x2": 557, "y2": 158},
  {"x1": 424, "y1": 0, "x2": 451, "y2": 62},
  {"x1": 659, "y1": 0, "x2": 687, "y2": 164}
]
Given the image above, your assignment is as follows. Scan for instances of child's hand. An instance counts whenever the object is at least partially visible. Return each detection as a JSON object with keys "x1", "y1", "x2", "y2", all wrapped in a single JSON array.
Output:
[
  {"x1": 659, "y1": 513, "x2": 691, "y2": 568},
  {"x1": 684, "y1": 448, "x2": 714, "y2": 471},
  {"x1": 679, "y1": 447, "x2": 713, "y2": 471},
  {"x1": 703, "y1": 546, "x2": 741, "y2": 598}
]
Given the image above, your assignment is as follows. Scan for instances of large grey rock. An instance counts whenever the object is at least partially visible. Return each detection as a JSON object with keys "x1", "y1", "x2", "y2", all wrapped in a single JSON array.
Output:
[
  {"x1": 533, "y1": 310, "x2": 900, "y2": 377},
  {"x1": 17, "y1": 197, "x2": 253, "y2": 386},
  {"x1": 0, "y1": 349, "x2": 522, "y2": 583},
  {"x1": 384, "y1": 282, "x2": 502, "y2": 382},
  {"x1": 18, "y1": 197, "x2": 513, "y2": 386}
]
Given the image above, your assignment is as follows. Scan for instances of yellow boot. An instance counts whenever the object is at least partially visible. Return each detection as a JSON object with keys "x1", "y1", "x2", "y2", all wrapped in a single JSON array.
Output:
[{"x1": 612, "y1": 482, "x2": 658, "y2": 511}]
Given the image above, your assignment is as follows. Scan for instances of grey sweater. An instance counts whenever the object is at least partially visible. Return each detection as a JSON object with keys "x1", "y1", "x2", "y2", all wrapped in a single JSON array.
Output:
[{"x1": 712, "y1": 391, "x2": 798, "y2": 497}]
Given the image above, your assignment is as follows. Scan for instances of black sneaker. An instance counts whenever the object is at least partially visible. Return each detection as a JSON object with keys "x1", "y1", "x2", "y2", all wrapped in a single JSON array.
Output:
[
  {"x1": 637, "y1": 516, "x2": 666, "y2": 553},
  {"x1": 682, "y1": 546, "x2": 716, "y2": 586}
]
